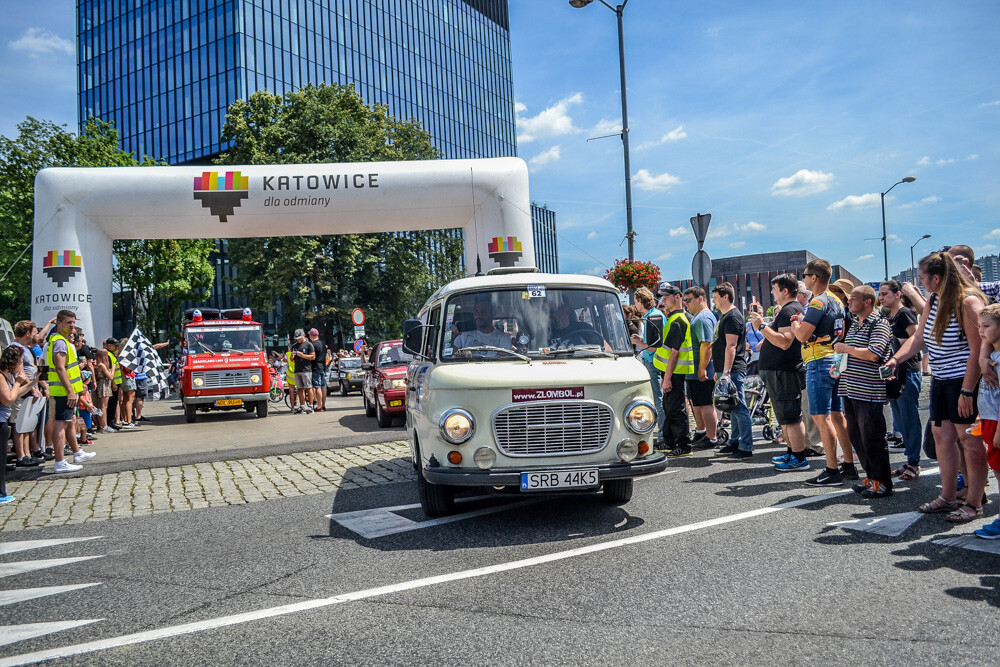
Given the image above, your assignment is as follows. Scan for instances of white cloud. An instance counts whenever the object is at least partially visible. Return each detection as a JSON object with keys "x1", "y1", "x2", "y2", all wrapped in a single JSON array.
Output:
[
  {"x1": 980, "y1": 244, "x2": 998, "y2": 252},
  {"x1": 632, "y1": 168, "x2": 680, "y2": 191},
  {"x1": 653, "y1": 252, "x2": 673, "y2": 262},
  {"x1": 580, "y1": 265, "x2": 605, "y2": 277},
  {"x1": 855, "y1": 254, "x2": 875, "y2": 261},
  {"x1": 827, "y1": 193, "x2": 880, "y2": 211},
  {"x1": 668, "y1": 226, "x2": 690, "y2": 238},
  {"x1": 917, "y1": 155, "x2": 960, "y2": 167},
  {"x1": 741, "y1": 221, "x2": 766, "y2": 232},
  {"x1": 729, "y1": 241, "x2": 746, "y2": 249},
  {"x1": 528, "y1": 145, "x2": 561, "y2": 172},
  {"x1": 514, "y1": 101, "x2": 527, "y2": 113},
  {"x1": 636, "y1": 125, "x2": 688, "y2": 150},
  {"x1": 516, "y1": 93, "x2": 583, "y2": 143},
  {"x1": 591, "y1": 118, "x2": 621, "y2": 135},
  {"x1": 966, "y1": 154, "x2": 979, "y2": 161},
  {"x1": 979, "y1": 100, "x2": 1000, "y2": 108},
  {"x1": 899, "y1": 195, "x2": 940, "y2": 210},
  {"x1": 917, "y1": 156, "x2": 931, "y2": 166},
  {"x1": 935, "y1": 158, "x2": 956, "y2": 166},
  {"x1": 9, "y1": 28, "x2": 74, "y2": 58},
  {"x1": 986, "y1": 229, "x2": 1000, "y2": 239},
  {"x1": 770, "y1": 169, "x2": 835, "y2": 197},
  {"x1": 586, "y1": 231, "x2": 598, "y2": 241}
]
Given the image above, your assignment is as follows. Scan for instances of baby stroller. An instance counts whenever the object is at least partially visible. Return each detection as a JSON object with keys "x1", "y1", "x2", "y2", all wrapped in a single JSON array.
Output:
[{"x1": 744, "y1": 375, "x2": 782, "y2": 442}]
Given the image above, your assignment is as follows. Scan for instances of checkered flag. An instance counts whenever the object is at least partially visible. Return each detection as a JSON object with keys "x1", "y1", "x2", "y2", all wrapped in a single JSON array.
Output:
[{"x1": 119, "y1": 328, "x2": 170, "y2": 400}]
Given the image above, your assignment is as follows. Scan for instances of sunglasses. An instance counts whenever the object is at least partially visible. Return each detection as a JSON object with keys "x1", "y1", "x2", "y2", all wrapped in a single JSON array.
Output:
[
  {"x1": 682, "y1": 297, "x2": 694, "y2": 303},
  {"x1": 803, "y1": 272, "x2": 815, "y2": 278}
]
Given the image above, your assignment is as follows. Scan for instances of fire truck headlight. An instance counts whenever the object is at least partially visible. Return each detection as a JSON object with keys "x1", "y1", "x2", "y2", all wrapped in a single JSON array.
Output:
[
  {"x1": 250, "y1": 373, "x2": 261, "y2": 384},
  {"x1": 193, "y1": 377, "x2": 204, "y2": 387}
]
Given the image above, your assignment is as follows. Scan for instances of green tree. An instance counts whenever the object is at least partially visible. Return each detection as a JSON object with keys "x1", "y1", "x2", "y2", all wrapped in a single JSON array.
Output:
[
  {"x1": 0, "y1": 116, "x2": 216, "y2": 336},
  {"x1": 216, "y1": 83, "x2": 463, "y2": 347}
]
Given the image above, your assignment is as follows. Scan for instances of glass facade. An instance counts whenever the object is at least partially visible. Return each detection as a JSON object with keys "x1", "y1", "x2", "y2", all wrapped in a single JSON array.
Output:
[{"x1": 78, "y1": 0, "x2": 559, "y2": 308}]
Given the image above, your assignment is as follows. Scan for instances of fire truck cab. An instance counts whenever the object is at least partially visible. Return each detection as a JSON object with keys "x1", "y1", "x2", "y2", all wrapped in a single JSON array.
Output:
[{"x1": 178, "y1": 308, "x2": 271, "y2": 423}]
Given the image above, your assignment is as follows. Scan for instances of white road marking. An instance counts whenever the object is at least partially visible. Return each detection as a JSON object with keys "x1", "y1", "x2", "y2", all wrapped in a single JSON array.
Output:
[
  {"x1": 0, "y1": 487, "x2": 855, "y2": 666},
  {"x1": 636, "y1": 470, "x2": 679, "y2": 480},
  {"x1": 828, "y1": 511, "x2": 924, "y2": 537},
  {"x1": 0, "y1": 584, "x2": 101, "y2": 607},
  {"x1": 930, "y1": 535, "x2": 1000, "y2": 555},
  {"x1": 328, "y1": 498, "x2": 541, "y2": 539},
  {"x1": 0, "y1": 621, "x2": 102, "y2": 649},
  {"x1": 0, "y1": 538, "x2": 103, "y2": 557},
  {"x1": 0, "y1": 557, "x2": 104, "y2": 580}
]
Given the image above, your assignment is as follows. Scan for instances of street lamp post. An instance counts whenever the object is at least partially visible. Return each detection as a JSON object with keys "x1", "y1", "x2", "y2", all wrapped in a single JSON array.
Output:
[
  {"x1": 569, "y1": 0, "x2": 635, "y2": 263},
  {"x1": 880, "y1": 176, "x2": 916, "y2": 280},
  {"x1": 910, "y1": 233, "x2": 931, "y2": 283}
]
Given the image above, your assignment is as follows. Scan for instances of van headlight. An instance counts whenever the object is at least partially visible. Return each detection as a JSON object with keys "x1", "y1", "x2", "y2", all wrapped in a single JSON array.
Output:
[
  {"x1": 439, "y1": 409, "x2": 474, "y2": 444},
  {"x1": 625, "y1": 400, "x2": 656, "y2": 433}
]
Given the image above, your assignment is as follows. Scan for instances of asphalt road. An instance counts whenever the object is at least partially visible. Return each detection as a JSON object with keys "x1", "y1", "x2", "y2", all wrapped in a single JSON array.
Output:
[{"x1": 2, "y1": 435, "x2": 998, "y2": 666}]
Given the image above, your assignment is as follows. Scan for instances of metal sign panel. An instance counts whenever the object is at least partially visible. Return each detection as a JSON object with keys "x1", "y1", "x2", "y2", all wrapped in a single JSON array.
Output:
[
  {"x1": 690, "y1": 213, "x2": 712, "y2": 247},
  {"x1": 354, "y1": 325, "x2": 365, "y2": 339},
  {"x1": 351, "y1": 308, "x2": 365, "y2": 326},
  {"x1": 692, "y1": 250, "x2": 712, "y2": 286},
  {"x1": 354, "y1": 339, "x2": 366, "y2": 353}
]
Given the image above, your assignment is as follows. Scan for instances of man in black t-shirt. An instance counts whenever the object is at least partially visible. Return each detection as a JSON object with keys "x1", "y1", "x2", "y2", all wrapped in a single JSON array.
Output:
[
  {"x1": 291, "y1": 329, "x2": 315, "y2": 414},
  {"x1": 308, "y1": 328, "x2": 328, "y2": 411},
  {"x1": 711, "y1": 283, "x2": 753, "y2": 459},
  {"x1": 754, "y1": 274, "x2": 808, "y2": 466}
]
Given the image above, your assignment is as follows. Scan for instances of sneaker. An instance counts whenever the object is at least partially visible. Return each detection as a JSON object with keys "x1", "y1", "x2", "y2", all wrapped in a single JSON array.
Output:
[
  {"x1": 772, "y1": 452, "x2": 792, "y2": 464},
  {"x1": 726, "y1": 450, "x2": 754, "y2": 461},
  {"x1": 805, "y1": 469, "x2": 843, "y2": 487},
  {"x1": 802, "y1": 447, "x2": 825, "y2": 458},
  {"x1": 690, "y1": 433, "x2": 712, "y2": 450},
  {"x1": 293, "y1": 407, "x2": 303, "y2": 414},
  {"x1": 302, "y1": 406, "x2": 314, "y2": 414},
  {"x1": 861, "y1": 480, "x2": 893, "y2": 498},
  {"x1": 714, "y1": 444, "x2": 739, "y2": 456},
  {"x1": 43, "y1": 447, "x2": 55, "y2": 461},
  {"x1": 887, "y1": 440, "x2": 905, "y2": 451},
  {"x1": 30, "y1": 451, "x2": 45, "y2": 462},
  {"x1": 839, "y1": 463, "x2": 860, "y2": 481},
  {"x1": 666, "y1": 445, "x2": 693, "y2": 458},
  {"x1": 99, "y1": 427, "x2": 117, "y2": 434},
  {"x1": 52, "y1": 460, "x2": 83, "y2": 474},
  {"x1": 974, "y1": 518, "x2": 1000, "y2": 540},
  {"x1": 852, "y1": 477, "x2": 873, "y2": 493},
  {"x1": 138, "y1": 416, "x2": 151, "y2": 422},
  {"x1": 0, "y1": 495, "x2": 15, "y2": 505},
  {"x1": 73, "y1": 450, "x2": 97, "y2": 463},
  {"x1": 775, "y1": 456, "x2": 810, "y2": 471},
  {"x1": 16, "y1": 456, "x2": 40, "y2": 468}
]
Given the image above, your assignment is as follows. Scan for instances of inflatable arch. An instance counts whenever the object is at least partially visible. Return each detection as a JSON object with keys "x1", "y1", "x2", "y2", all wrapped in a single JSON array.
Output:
[{"x1": 31, "y1": 157, "x2": 534, "y2": 342}]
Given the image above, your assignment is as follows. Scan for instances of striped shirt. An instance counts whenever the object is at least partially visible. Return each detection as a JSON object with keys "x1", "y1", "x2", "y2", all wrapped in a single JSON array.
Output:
[
  {"x1": 924, "y1": 294, "x2": 970, "y2": 380},
  {"x1": 838, "y1": 312, "x2": 891, "y2": 403}
]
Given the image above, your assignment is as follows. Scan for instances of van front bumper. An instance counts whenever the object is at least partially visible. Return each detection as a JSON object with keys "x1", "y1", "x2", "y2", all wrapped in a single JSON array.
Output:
[{"x1": 422, "y1": 453, "x2": 667, "y2": 487}]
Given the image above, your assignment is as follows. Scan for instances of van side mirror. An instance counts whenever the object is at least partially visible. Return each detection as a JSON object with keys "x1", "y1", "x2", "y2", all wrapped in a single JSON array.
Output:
[{"x1": 402, "y1": 319, "x2": 425, "y2": 357}]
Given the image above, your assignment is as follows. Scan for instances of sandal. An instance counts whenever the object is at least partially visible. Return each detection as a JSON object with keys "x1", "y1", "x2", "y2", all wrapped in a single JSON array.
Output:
[
  {"x1": 892, "y1": 464, "x2": 920, "y2": 481},
  {"x1": 945, "y1": 503, "x2": 983, "y2": 523},
  {"x1": 956, "y1": 489, "x2": 990, "y2": 506},
  {"x1": 918, "y1": 495, "x2": 960, "y2": 514}
]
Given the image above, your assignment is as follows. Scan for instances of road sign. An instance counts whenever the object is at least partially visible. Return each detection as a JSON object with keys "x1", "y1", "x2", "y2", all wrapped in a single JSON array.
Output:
[
  {"x1": 692, "y1": 250, "x2": 712, "y2": 286},
  {"x1": 690, "y1": 213, "x2": 712, "y2": 249},
  {"x1": 354, "y1": 325, "x2": 365, "y2": 339},
  {"x1": 354, "y1": 338, "x2": 366, "y2": 353},
  {"x1": 351, "y1": 308, "x2": 365, "y2": 326}
]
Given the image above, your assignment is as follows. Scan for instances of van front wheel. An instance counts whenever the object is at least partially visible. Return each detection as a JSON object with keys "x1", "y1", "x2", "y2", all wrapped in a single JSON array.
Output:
[
  {"x1": 417, "y1": 473, "x2": 455, "y2": 517},
  {"x1": 602, "y1": 479, "x2": 633, "y2": 505}
]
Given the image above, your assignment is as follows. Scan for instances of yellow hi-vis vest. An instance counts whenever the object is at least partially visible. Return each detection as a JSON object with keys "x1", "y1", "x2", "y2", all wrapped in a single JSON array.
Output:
[
  {"x1": 652, "y1": 311, "x2": 695, "y2": 375},
  {"x1": 46, "y1": 333, "x2": 84, "y2": 396},
  {"x1": 285, "y1": 351, "x2": 296, "y2": 387},
  {"x1": 108, "y1": 349, "x2": 122, "y2": 385}
]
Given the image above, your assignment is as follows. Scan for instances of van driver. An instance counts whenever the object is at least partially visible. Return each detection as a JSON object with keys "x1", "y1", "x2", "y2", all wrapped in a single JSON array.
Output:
[{"x1": 453, "y1": 300, "x2": 513, "y2": 354}]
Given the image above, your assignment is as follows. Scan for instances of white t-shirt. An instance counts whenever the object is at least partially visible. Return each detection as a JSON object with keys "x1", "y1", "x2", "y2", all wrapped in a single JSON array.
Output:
[{"x1": 453, "y1": 328, "x2": 513, "y2": 356}]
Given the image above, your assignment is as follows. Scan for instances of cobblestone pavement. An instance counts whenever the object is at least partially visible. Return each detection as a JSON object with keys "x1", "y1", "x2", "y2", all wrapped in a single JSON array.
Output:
[{"x1": 0, "y1": 441, "x2": 414, "y2": 533}]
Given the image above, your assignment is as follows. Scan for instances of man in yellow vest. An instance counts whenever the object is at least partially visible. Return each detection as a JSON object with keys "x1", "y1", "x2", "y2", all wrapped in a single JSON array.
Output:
[
  {"x1": 104, "y1": 337, "x2": 124, "y2": 430},
  {"x1": 46, "y1": 310, "x2": 96, "y2": 473},
  {"x1": 653, "y1": 283, "x2": 695, "y2": 457},
  {"x1": 285, "y1": 348, "x2": 297, "y2": 411}
]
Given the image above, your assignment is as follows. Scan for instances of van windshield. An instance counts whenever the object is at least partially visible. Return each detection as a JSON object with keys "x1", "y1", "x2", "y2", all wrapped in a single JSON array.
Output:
[{"x1": 440, "y1": 287, "x2": 630, "y2": 361}]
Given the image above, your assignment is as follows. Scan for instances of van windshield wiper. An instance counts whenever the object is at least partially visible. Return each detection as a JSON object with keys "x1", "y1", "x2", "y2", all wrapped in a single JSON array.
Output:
[
  {"x1": 196, "y1": 341, "x2": 215, "y2": 356},
  {"x1": 458, "y1": 346, "x2": 531, "y2": 362},
  {"x1": 542, "y1": 346, "x2": 615, "y2": 359}
]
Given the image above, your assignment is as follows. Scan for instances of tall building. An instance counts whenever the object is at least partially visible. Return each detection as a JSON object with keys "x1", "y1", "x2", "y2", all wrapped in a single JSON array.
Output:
[
  {"x1": 77, "y1": 0, "x2": 559, "y2": 307},
  {"x1": 977, "y1": 254, "x2": 999, "y2": 282}
]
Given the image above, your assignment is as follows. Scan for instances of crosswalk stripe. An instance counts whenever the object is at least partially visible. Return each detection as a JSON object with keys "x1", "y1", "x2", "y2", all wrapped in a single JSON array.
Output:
[
  {"x1": 0, "y1": 584, "x2": 101, "y2": 607},
  {"x1": 0, "y1": 620, "x2": 103, "y2": 649},
  {"x1": 0, "y1": 557, "x2": 104, "y2": 579},
  {"x1": 0, "y1": 538, "x2": 103, "y2": 557}
]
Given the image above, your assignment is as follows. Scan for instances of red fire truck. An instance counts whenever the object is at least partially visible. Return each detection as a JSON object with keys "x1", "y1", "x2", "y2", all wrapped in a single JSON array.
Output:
[{"x1": 178, "y1": 308, "x2": 271, "y2": 423}]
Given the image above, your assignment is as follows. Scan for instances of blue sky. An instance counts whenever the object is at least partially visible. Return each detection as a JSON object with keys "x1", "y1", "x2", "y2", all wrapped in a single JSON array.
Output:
[{"x1": 2, "y1": 1, "x2": 998, "y2": 282}]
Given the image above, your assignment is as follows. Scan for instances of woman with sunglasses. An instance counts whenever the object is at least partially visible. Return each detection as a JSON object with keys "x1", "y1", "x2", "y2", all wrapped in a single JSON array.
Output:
[{"x1": 885, "y1": 252, "x2": 988, "y2": 523}]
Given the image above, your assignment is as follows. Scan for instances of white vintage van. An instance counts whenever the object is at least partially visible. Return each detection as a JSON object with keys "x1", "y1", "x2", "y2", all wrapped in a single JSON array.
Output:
[{"x1": 402, "y1": 269, "x2": 666, "y2": 517}]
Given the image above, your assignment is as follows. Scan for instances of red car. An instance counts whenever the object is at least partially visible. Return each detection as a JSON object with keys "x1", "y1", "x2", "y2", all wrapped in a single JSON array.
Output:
[{"x1": 362, "y1": 340, "x2": 412, "y2": 427}]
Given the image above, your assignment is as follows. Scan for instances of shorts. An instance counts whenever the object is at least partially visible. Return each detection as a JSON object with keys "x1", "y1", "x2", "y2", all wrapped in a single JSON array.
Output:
[
  {"x1": 760, "y1": 369, "x2": 803, "y2": 425},
  {"x1": 135, "y1": 378, "x2": 148, "y2": 398},
  {"x1": 805, "y1": 357, "x2": 842, "y2": 415},
  {"x1": 9, "y1": 396, "x2": 23, "y2": 423},
  {"x1": 684, "y1": 377, "x2": 714, "y2": 407},
  {"x1": 122, "y1": 377, "x2": 137, "y2": 392},
  {"x1": 52, "y1": 395, "x2": 76, "y2": 422},
  {"x1": 982, "y1": 419, "x2": 1000, "y2": 472},
  {"x1": 312, "y1": 369, "x2": 325, "y2": 388},
  {"x1": 930, "y1": 377, "x2": 978, "y2": 426},
  {"x1": 294, "y1": 372, "x2": 313, "y2": 389}
]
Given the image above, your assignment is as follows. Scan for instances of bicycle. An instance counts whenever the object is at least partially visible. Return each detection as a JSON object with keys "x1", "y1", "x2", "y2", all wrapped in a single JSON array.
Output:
[{"x1": 268, "y1": 370, "x2": 295, "y2": 410}]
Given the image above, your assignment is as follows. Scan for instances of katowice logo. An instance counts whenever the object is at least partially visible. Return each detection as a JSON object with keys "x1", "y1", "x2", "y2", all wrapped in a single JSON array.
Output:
[
  {"x1": 193, "y1": 171, "x2": 249, "y2": 222},
  {"x1": 43, "y1": 250, "x2": 82, "y2": 287},
  {"x1": 488, "y1": 236, "x2": 523, "y2": 267}
]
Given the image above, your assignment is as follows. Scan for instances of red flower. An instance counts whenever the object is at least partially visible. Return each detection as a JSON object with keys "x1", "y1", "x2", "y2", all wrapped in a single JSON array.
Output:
[{"x1": 603, "y1": 259, "x2": 662, "y2": 291}]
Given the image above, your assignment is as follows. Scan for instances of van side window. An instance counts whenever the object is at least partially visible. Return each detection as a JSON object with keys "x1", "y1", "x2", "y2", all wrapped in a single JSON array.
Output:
[{"x1": 424, "y1": 306, "x2": 441, "y2": 359}]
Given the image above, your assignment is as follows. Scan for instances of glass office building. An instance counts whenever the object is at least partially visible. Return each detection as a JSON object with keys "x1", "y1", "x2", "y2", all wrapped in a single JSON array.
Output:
[{"x1": 77, "y1": 0, "x2": 558, "y2": 288}]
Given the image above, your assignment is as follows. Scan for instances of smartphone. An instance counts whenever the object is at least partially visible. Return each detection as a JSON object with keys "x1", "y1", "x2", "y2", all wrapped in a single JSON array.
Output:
[{"x1": 878, "y1": 365, "x2": 894, "y2": 380}]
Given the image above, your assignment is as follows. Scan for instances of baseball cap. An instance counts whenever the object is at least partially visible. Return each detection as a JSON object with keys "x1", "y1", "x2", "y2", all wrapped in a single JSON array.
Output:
[
  {"x1": 657, "y1": 282, "x2": 682, "y2": 296},
  {"x1": 104, "y1": 337, "x2": 118, "y2": 347},
  {"x1": 308, "y1": 328, "x2": 319, "y2": 336},
  {"x1": 293, "y1": 328, "x2": 305, "y2": 339}
]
